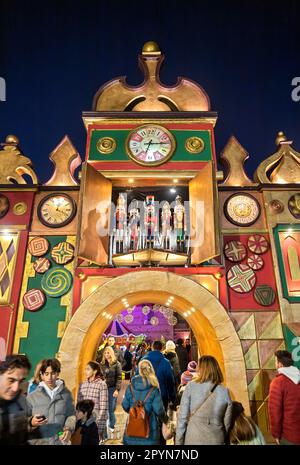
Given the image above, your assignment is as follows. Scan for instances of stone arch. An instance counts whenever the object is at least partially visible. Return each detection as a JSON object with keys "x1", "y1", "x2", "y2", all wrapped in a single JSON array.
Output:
[{"x1": 59, "y1": 271, "x2": 249, "y2": 413}]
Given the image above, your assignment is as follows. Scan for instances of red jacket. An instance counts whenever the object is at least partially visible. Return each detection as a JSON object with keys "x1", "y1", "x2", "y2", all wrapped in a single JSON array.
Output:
[{"x1": 268, "y1": 367, "x2": 300, "y2": 444}]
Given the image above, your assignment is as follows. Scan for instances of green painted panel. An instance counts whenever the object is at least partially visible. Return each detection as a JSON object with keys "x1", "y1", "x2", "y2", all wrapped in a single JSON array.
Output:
[
  {"x1": 20, "y1": 236, "x2": 72, "y2": 376},
  {"x1": 283, "y1": 324, "x2": 300, "y2": 370},
  {"x1": 88, "y1": 129, "x2": 212, "y2": 162}
]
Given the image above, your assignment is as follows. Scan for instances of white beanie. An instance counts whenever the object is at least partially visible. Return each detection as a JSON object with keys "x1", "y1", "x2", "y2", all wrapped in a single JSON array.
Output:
[{"x1": 166, "y1": 340, "x2": 176, "y2": 351}]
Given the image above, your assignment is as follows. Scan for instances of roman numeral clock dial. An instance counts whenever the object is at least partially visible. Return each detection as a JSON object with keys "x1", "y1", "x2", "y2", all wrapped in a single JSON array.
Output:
[
  {"x1": 126, "y1": 124, "x2": 176, "y2": 166},
  {"x1": 37, "y1": 193, "x2": 77, "y2": 228}
]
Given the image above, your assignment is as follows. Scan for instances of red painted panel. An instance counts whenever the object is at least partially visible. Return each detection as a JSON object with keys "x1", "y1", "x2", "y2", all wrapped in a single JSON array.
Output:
[
  {"x1": 0, "y1": 191, "x2": 35, "y2": 226},
  {"x1": 224, "y1": 234, "x2": 279, "y2": 311}
]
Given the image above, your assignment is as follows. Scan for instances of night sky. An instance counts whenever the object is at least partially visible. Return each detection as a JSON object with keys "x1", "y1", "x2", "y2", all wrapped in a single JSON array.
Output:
[{"x1": 0, "y1": 0, "x2": 300, "y2": 183}]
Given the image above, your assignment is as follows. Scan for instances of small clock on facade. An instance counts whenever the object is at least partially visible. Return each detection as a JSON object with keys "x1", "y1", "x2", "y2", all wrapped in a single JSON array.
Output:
[
  {"x1": 224, "y1": 193, "x2": 261, "y2": 227},
  {"x1": 126, "y1": 124, "x2": 176, "y2": 166},
  {"x1": 37, "y1": 193, "x2": 76, "y2": 228},
  {"x1": 0, "y1": 194, "x2": 10, "y2": 219}
]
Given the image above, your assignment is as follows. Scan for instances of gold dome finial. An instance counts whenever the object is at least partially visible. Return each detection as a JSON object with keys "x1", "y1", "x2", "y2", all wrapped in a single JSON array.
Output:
[
  {"x1": 275, "y1": 131, "x2": 287, "y2": 146},
  {"x1": 5, "y1": 134, "x2": 19, "y2": 145},
  {"x1": 142, "y1": 41, "x2": 161, "y2": 55}
]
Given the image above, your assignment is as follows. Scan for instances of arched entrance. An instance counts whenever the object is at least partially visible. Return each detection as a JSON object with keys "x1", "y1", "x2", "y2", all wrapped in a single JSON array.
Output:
[{"x1": 59, "y1": 271, "x2": 249, "y2": 413}]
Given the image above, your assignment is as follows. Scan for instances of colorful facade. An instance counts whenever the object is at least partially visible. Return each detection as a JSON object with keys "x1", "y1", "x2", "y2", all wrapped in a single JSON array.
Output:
[{"x1": 1, "y1": 42, "x2": 300, "y2": 440}]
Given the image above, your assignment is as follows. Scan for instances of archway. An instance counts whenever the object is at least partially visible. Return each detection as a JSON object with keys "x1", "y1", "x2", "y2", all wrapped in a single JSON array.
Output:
[{"x1": 59, "y1": 270, "x2": 249, "y2": 413}]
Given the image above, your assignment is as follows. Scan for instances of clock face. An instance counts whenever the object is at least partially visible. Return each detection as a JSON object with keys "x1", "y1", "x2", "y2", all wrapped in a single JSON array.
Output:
[
  {"x1": 224, "y1": 193, "x2": 261, "y2": 227},
  {"x1": 38, "y1": 193, "x2": 76, "y2": 228},
  {"x1": 126, "y1": 124, "x2": 175, "y2": 166}
]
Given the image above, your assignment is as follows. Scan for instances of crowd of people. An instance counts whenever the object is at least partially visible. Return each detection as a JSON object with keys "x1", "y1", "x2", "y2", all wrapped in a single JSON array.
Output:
[{"x1": 0, "y1": 338, "x2": 299, "y2": 446}]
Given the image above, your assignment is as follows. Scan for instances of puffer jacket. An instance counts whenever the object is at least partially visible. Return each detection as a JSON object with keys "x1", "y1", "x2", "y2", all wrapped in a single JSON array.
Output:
[
  {"x1": 26, "y1": 380, "x2": 76, "y2": 445},
  {"x1": 142, "y1": 350, "x2": 176, "y2": 406},
  {"x1": 101, "y1": 361, "x2": 122, "y2": 391},
  {"x1": 122, "y1": 375, "x2": 168, "y2": 445},
  {"x1": 0, "y1": 393, "x2": 31, "y2": 445}
]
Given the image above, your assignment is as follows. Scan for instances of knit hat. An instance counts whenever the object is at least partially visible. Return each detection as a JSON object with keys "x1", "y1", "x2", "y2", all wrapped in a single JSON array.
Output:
[
  {"x1": 181, "y1": 371, "x2": 193, "y2": 385},
  {"x1": 188, "y1": 361, "x2": 197, "y2": 373},
  {"x1": 165, "y1": 340, "x2": 176, "y2": 351}
]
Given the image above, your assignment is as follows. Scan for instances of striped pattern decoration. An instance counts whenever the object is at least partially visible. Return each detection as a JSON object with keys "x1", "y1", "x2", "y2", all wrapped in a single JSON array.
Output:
[{"x1": 227, "y1": 264, "x2": 256, "y2": 293}]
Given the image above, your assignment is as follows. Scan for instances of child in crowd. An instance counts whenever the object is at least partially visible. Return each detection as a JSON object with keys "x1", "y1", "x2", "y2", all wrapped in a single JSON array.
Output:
[
  {"x1": 72, "y1": 400, "x2": 99, "y2": 445},
  {"x1": 228, "y1": 402, "x2": 265, "y2": 445}
]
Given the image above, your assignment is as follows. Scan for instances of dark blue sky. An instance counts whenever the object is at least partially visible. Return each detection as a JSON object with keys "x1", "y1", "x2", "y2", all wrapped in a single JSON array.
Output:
[{"x1": 1, "y1": 0, "x2": 300, "y2": 183}]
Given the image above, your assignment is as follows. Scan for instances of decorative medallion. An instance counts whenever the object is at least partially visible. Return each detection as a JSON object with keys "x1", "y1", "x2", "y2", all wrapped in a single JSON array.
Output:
[
  {"x1": 168, "y1": 316, "x2": 178, "y2": 326},
  {"x1": 0, "y1": 194, "x2": 10, "y2": 219},
  {"x1": 248, "y1": 235, "x2": 269, "y2": 254},
  {"x1": 124, "y1": 314, "x2": 134, "y2": 324},
  {"x1": 126, "y1": 124, "x2": 176, "y2": 166},
  {"x1": 247, "y1": 254, "x2": 264, "y2": 270},
  {"x1": 33, "y1": 257, "x2": 51, "y2": 274},
  {"x1": 224, "y1": 193, "x2": 261, "y2": 227},
  {"x1": 288, "y1": 194, "x2": 300, "y2": 219},
  {"x1": 224, "y1": 241, "x2": 247, "y2": 262},
  {"x1": 150, "y1": 316, "x2": 159, "y2": 326},
  {"x1": 96, "y1": 137, "x2": 117, "y2": 154},
  {"x1": 142, "y1": 305, "x2": 151, "y2": 315},
  {"x1": 23, "y1": 288, "x2": 46, "y2": 311},
  {"x1": 115, "y1": 314, "x2": 124, "y2": 323},
  {"x1": 152, "y1": 304, "x2": 160, "y2": 312},
  {"x1": 254, "y1": 285, "x2": 276, "y2": 306},
  {"x1": 185, "y1": 137, "x2": 205, "y2": 154},
  {"x1": 28, "y1": 237, "x2": 49, "y2": 257},
  {"x1": 41, "y1": 267, "x2": 73, "y2": 297},
  {"x1": 13, "y1": 202, "x2": 27, "y2": 216},
  {"x1": 227, "y1": 264, "x2": 256, "y2": 293},
  {"x1": 37, "y1": 193, "x2": 77, "y2": 228},
  {"x1": 269, "y1": 199, "x2": 284, "y2": 214},
  {"x1": 51, "y1": 241, "x2": 74, "y2": 265}
]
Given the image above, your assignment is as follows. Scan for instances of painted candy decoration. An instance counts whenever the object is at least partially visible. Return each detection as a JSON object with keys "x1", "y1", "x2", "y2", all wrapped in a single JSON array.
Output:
[
  {"x1": 227, "y1": 264, "x2": 256, "y2": 293},
  {"x1": 247, "y1": 254, "x2": 264, "y2": 270},
  {"x1": 41, "y1": 267, "x2": 73, "y2": 297},
  {"x1": 33, "y1": 257, "x2": 51, "y2": 274},
  {"x1": 23, "y1": 288, "x2": 46, "y2": 311},
  {"x1": 28, "y1": 237, "x2": 49, "y2": 257},
  {"x1": 247, "y1": 235, "x2": 269, "y2": 254},
  {"x1": 254, "y1": 285, "x2": 276, "y2": 306},
  {"x1": 51, "y1": 241, "x2": 74, "y2": 265},
  {"x1": 224, "y1": 241, "x2": 247, "y2": 262}
]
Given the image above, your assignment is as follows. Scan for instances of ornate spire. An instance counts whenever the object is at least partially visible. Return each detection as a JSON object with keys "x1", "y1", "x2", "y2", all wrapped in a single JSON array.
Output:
[
  {"x1": 220, "y1": 135, "x2": 255, "y2": 187},
  {"x1": 0, "y1": 135, "x2": 38, "y2": 184},
  {"x1": 44, "y1": 135, "x2": 81, "y2": 186},
  {"x1": 92, "y1": 42, "x2": 210, "y2": 112},
  {"x1": 254, "y1": 132, "x2": 300, "y2": 184}
]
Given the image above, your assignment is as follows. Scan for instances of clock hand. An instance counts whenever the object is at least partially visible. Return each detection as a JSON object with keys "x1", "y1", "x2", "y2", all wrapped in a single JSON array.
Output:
[{"x1": 145, "y1": 139, "x2": 153, "y2": 153}]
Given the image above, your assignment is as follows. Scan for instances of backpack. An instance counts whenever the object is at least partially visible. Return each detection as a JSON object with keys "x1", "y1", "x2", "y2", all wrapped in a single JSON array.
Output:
[{"x1": 126, "y1": 384, "x2": 154, "y2": 438}]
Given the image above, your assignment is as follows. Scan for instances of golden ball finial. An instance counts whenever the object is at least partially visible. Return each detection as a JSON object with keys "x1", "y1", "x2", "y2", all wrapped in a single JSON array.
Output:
[
  {"x1": 142, "y1": 41, "x2": 161, "y2": 54},
  {"x1": 5, "y1": 134, "x2": 19, "y2": 145},
  {"x1": 275, "y1": 131, "x2": 287, "y2": 146}
]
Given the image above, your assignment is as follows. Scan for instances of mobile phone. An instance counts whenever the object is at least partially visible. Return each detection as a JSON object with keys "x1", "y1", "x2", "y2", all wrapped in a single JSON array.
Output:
[{"x1": 36, "y1": 415, "x2": 46, "y2": 420}]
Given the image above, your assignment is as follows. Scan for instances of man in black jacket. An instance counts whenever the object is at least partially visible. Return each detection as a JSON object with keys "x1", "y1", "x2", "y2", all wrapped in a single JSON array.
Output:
[
  {"x1": 97, "y1": 336, "x2": 124, "y2": 366},
  {"x1": 0, "y1": 354, "x2": 46, "y2": 444},
  {"x1": 175, "y1": 339, "x2": 189, "y2": 374}
]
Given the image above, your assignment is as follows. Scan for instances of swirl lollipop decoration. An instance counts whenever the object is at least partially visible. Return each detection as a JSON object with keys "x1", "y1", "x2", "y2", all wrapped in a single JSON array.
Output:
[{"x1": 41, "y1": 267, "x2": 73, "y2": 297}]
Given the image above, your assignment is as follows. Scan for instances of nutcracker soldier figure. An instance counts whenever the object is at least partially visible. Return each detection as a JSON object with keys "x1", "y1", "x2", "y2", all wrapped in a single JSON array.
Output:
[
  {"x1": 174, "y1": 195, "x2": 186, "y2": 252},
  {"x1": 115, "y1": 193, "x2": 127, "y2": 253},
  {"x1": 128, "y1": 199, "x2": 140, "y2": 251},
  {"x1": 161, "y1": 201, "x2": 172, "y2": 250},
  {"x1": 144, "y1": 195, "x2": 157, "y2": 249}
]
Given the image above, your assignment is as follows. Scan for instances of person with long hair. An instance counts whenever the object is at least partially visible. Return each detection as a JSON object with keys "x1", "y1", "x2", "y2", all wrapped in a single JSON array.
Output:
[
  {"x1": 77, "y1": 361, "x2": 108, "y2": 443},
  {"x1": 26, "y1": 360, "x2": 43, "y2": 395},
  {"x1": 122, "y1": 359, "x2": 169, "y2": 445},
  {"x1": 176, "y1": 355, "x2": 232, "y2": 445},
  {"x1": 100, "y1": 346, "x2": 122, "y2": 437},
  {"x1": 228, "y1": 401, "x2": 265, "y2": 445}
]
